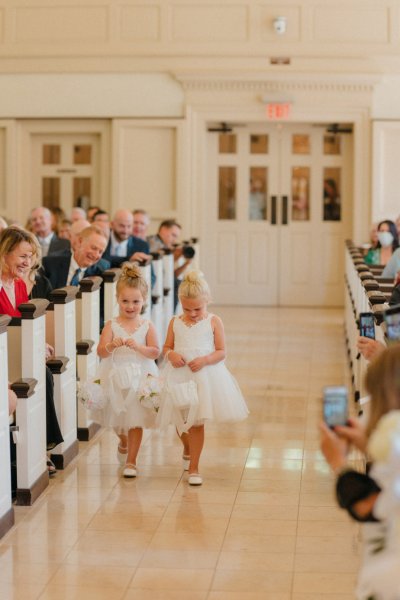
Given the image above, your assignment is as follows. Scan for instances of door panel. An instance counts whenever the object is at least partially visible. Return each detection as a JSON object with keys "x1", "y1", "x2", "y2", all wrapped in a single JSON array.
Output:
[{"x1": 206, "y1": 122, "x2": 352, "y2": 307}]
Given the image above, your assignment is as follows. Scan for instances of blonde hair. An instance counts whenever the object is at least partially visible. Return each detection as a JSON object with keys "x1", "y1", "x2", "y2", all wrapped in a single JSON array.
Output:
[
  {"x1": 79, "y1": 224, "x2": 108, "y2": 241},
  {"x1": 365, "y1": 345, "x2": 400, "y2": 436},
  {"x1": 116, "y1": 263, "x2": 148, "y2": 301},
  {"x1": 0, "y1": 225, "x2": 41, "y2": 280},
  {"x1": 178, "y1": 270, "x2": 211, "y2": 301}
]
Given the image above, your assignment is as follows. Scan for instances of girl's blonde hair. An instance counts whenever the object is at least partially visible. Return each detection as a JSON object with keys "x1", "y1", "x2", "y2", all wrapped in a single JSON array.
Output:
[
  {"x1": 116, "y1": 262, "x2": 148, "y2": 301},
  {"x1": 178, "y1": 270, "x2": 211, "y2": 301},
  {"x1": 365, "y1": 345, "x2": 400, "y2": 436},
  {"x1": 0, "y1": 225, "x2": 41, "y2": 280}
]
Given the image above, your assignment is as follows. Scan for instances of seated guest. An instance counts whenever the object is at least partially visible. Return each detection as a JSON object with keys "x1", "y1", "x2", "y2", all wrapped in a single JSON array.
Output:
[
  {"x1": 365, "y1": 219, "x2": 399, "y2": 266},
  {"x1": 0, "y1": 226, "x2": 63, "y2": 472},
  {"x1": 42, "y1": 225, "x2": 109, "y2": 288},
  {"x1": 92, "y1": 210, "x2": 111, "y2": 238},
  {"x1": 132, "y1": 209, "x2": 150, "y2": 241},
  {"x1": 69, "y1": 219, "x2": 91, "y2": 251},
  {"x1": 58, "y1": 219, "x2": 72, "y2": 241},
  {"x1": 29, "y1": 207, "x2": 70, "y2": 258},
  {"x1": 49, "y1": 207, "x2": 66, "y2": 235},
  {"x1": 148, "y1": 219, "x2": 193, "y2": 308},
  {"x1": 70, "y1": 207, "x2": 87, "y2": 223},
  {"x1": 103, "y1": 208, "x2": 150, "y2": 268},
  {"x1": 87, "y1": 205, "x2": 101, "y2": 222}
]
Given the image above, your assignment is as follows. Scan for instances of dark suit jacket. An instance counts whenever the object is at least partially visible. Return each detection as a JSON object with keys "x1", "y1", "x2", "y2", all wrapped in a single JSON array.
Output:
[
  {"x1": 47, "y1": 234, "x2": 71, "y2": 256},
  {"x1": 42, "y1": 253, "x2": 110, "y2": 289},
  {"x1": 102, "y1": 235, "x2": 150, "y2": 268}
]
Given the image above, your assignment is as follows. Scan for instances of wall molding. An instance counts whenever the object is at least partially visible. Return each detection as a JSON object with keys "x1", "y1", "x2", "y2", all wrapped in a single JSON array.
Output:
[{"x1": 175, "y1": 73, "x2": 381, "y2": 95}]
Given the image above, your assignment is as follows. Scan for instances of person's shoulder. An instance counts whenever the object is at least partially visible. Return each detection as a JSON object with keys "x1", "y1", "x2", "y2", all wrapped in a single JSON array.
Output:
[
  {"x1": 43, "y1": 253, "x2": 70, "y2": 268},
  {"x1": 129, "y1": 235, "x2": 149, "y2": 252},
  {"x1": 210, "y1": 313, "x2": 223, "y2": 328}
]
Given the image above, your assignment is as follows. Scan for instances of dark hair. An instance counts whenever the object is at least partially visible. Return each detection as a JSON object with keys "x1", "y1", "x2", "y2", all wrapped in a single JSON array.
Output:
[
  {"x1": 158, "y1": 219, "x2": 182, "y2": 232},
  {"x1": 377, "y1": 219, "x2": 399, "y2": 251},
  {"x1": 93, "y1": 209, "x2": 109, "y2": 219}
]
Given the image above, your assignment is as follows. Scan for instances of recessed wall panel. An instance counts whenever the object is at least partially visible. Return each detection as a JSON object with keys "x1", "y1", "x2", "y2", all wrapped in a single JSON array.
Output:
[
  {"x1": 313, "y1": 7, "x2": 389, "y2": 43},
  {"x1": 119, "y1": 5, "x2": 160, "y2": 41},
  {"x1": 120, "y1": 126, "x2": 176, "y2": 214},
  {"x1": 291, "y1": 232, "x2": 311, "y2": 284},
  {"x1": 15, "y1": 7, "x2": 108, "y2": 43},
  {"x1": 171, "y1": 5, "x2": 248, "y2": 42},
  {"x1": 218, "y1": 232, "x2": 237, "y2": 284},
  {"x1": 249, "y1": 232, "x2": 268, "y2": 284},
  {"x1": 323, "y1": 233, "x2": 340, "y2": 284}
]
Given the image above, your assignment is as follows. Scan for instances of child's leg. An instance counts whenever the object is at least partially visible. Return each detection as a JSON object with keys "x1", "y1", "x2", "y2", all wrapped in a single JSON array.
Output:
[
  {"x1": 117, "y1": 431, "x2": 128, "y2": 451},
  {"x1": 177, "y1": 429, "x2": 190, "y2": 457},
  {"x1": 126, "y1": 427, "x2": 143, "y2": 466},
  {"x1": 188, "y1": 425, "x2": 204, "y2": 474}
]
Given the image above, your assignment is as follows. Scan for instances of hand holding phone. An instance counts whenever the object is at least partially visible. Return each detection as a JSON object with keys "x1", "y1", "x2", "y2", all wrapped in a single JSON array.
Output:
[
  {"x1": 359, "y1": 312, "x2": 375, "y2": 340},
  {"x1": 323, "y1": 386, "x2": 348, "y2": 428}
]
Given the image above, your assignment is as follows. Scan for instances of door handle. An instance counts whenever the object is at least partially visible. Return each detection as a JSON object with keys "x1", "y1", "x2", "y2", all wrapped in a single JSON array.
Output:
[
  {"x1": 271, "y1": 196, "x2": 277, "y2": 225},
  {"x1": 282, "y1": 195, "x2": 288, "y2": 225}
]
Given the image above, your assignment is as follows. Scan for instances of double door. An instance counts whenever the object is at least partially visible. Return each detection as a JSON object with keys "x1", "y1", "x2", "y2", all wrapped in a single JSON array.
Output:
[{"x1": 205, "y1": 123, "x2": 352, "y2": 306}]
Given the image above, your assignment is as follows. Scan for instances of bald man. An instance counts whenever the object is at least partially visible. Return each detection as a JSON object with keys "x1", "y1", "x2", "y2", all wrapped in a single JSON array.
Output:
[
  {"x1": 102, "y1": 208, "x2": 150, "y2": 268},
  {"x1": 30, "y1": 206, "x2": 70, "y2": 257}
]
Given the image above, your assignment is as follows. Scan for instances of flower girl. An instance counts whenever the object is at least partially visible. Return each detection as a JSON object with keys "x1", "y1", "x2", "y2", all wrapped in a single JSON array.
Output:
[
  {"x1": 97, "y1": 264, "x2": 160, "y2": 477},
  {"x1": 157, "y1": 270, "x2": 248, "y2": 485}
]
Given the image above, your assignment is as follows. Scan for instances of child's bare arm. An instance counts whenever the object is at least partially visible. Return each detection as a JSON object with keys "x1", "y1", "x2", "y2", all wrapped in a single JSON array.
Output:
[
  {"x1": 188, "y1": 316, "x2": 226, "y2": 372},
  {"x1": 164, "y1": 318, "x2": 186, "y2": 367},
  {"x1": 125, "y1": 322, "x2": 160, "y2": 359},
  {"x1": 97, "y1": 322, "x2": 125, "y2": 358}
]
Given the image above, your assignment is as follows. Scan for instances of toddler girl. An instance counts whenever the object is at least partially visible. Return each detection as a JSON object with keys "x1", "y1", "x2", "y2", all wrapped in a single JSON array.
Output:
[
  {"x1": 97, "y1": 264, "x2": 160, "y2": 477},
  {"x1": 157, "y1": 270, "x2": 248, "y2": 485}
]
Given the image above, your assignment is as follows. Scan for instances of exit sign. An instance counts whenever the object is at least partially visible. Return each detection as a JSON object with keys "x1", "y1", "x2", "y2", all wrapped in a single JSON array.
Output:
[{"x1": 266, "y1": 102, "x2": 291, "y2": 120}]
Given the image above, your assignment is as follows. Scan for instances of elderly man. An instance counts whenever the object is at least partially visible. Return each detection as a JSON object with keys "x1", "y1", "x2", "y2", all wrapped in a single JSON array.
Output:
[
  {"x1": 42, "y1": 225, "x2": 109, "y2": 289},
  {"x1": 132, "y1": 209, "x2": 150, "y2": 241},
  {"x1": 102, "y1": 208, "x2": 150, "y2": 268},
  {"x1": 30, "y1": 206, "x2": 71, "y2": 257}
]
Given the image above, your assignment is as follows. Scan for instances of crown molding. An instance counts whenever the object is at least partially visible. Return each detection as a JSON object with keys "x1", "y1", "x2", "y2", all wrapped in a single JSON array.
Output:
[{"x1": 174, "y1": 72, "x2": 381, "y2": 94}]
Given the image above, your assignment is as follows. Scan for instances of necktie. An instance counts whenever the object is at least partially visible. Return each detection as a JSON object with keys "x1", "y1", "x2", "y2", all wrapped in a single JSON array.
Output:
[{"x1": 70, "y1": 268, "x2": 81, "y2": 286}]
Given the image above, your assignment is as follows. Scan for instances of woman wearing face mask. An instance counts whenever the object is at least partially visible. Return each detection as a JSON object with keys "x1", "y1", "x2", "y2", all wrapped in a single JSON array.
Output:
[{"x1": 364, "y1": 220, "x2": 399, "y2": 266}]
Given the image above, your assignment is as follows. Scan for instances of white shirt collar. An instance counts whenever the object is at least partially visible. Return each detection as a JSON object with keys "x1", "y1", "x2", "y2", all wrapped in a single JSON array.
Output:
[
  {"x1": 111, "y1": 231, "x2": 129, "y2": 256},
  {"x1": 37, "y1": 232, "x2": 54, "y2": 244}
]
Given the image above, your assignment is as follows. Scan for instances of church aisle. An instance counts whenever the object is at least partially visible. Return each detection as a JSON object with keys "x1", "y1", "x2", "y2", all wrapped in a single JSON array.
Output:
[{"x1": 0, "y1": 307, "x2": 360, "y2": 600}]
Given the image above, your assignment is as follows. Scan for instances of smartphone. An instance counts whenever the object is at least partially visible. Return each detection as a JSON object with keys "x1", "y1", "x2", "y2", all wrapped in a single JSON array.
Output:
[
  {"x1": 383, "y1": 304, "x2": 400, "y2": 343},
  {"x1": 323, "y1": 386, "x2": 348, "y2": 428},
  {"x1": 359, "y1": 312, "x2": 375, "y2": 340}
]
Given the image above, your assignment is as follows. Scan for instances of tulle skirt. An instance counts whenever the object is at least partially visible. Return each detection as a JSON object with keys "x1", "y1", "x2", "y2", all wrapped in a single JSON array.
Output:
[{"x1": 157, "y1": 361, "x2": 249, "y2": 431}]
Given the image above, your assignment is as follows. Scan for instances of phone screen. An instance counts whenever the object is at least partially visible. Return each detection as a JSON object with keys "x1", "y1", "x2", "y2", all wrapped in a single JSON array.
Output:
[
  {"x1": 383, "y1": 305, "x2": 400, "y2": 343},
  {"x1": 359, "y1": 313, "x2": 375, "y2": 340},
  {"x1": 323, "y1": 386, "x2": 348, "y2": 428}
]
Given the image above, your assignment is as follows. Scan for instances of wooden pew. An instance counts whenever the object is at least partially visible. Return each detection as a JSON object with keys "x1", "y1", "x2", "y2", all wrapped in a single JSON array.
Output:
[
  {"x1": 46, "y1": 286, "x2": 79, "y2": 469},
  {"x1": 7, "y1": 300, "x2": 49, "y2": 505},
  {"x1": 0, "y1": 315, "x2": 14, "y2": 538},
  {"x1": 75, "y1": 277, "x2": 102, "y2": 441}
]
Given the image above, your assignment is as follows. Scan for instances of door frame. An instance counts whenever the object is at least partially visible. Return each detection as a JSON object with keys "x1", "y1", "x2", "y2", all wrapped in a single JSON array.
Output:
[
  {"x1": 178, "y1": 74, "x2": 374, "y2": 251},
  {"x1": 18, "y1": 119, "x2": 110, "y2": 220}
]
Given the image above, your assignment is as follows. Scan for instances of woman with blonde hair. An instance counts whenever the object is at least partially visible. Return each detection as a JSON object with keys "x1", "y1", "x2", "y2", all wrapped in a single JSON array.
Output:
[{"x1": 320, "y1": 345, "x2": 400, "y2": 599}]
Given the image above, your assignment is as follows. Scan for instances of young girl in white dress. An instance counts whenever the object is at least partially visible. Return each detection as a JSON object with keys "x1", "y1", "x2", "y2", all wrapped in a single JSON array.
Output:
[
  {"x1": 97, "y1": 264, "x2": 160, "y2": 478},
  {"x1": 157, "y1": 270, "x2": 248, "y2": 486}
]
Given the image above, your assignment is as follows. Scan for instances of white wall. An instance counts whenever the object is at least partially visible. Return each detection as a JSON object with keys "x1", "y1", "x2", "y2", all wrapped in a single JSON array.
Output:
[{"x1": 0, "y1": 74, "x2": 184, "y2": 118}]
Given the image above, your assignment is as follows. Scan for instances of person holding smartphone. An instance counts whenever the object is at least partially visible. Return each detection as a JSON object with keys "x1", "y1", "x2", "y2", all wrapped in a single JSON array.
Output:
[{"x1": 320, "y1": 345, "x2": 400, "y2": 599}]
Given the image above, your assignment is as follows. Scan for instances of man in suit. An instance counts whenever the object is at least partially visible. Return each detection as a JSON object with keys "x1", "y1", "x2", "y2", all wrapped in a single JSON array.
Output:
[
  {"x1": 30, "y1": 207, "x2": 71, "y2": 257},
  {"x1": 102, "y1": 208, "x2": 150, "y2": 268},
  {"x1": 42, "y1": 225, "x2": 110, "y2": 289}
]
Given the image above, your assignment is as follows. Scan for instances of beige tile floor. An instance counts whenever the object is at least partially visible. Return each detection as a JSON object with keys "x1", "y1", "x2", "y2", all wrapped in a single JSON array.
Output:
[{"x1": 0, "y1": 306, "x2": 361, "y2": 599}]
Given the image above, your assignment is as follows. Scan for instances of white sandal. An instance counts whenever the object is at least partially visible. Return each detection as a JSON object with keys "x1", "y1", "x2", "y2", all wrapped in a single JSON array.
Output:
[
  {"x1": 188, "y1": 473, "x2": 202, "y2": 486},
  {"x1": 123, "y1": 464, "x2": 137, "y2": 478},
  {"x1": 182, "y1": 454, "x2": 190, "y2": 471}
]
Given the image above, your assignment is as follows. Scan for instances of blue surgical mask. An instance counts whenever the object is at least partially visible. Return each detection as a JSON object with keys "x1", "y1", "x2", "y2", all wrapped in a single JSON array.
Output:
[{"x1": 378, "y1": 231, "x2": 394, "y2": 247}]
